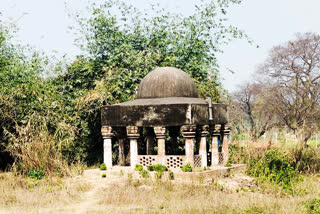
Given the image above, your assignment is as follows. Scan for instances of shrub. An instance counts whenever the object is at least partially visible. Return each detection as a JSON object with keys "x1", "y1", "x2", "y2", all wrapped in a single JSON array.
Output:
[
  {"x1": 100, "y1": 163, "x2": 107, "y2": 170},
  {"x1": 147, "y1": 164, "x2": 167, "y2": 179},
  {"x1": 169, "y1": 170, "x2": 174, "y2": 180},
  {"x1": 225, "y1": 163, "x2": 232, "y2": 167},
  {"x1": 290, "y1": 146, "x2": 320, "y2": 174},
  {"x1": 154, "y1": 164, "x2": 168, "y2": 172},
  {"x1": 181, "y1": 163, "x2": 192, "y2": 172},
  {"x1": 305, "y1": 198, "x2": 320, "y2": 214},
  {"x1": 101, "y1": 173, "x2": 106, "y2": 178},
  {"x1": 147, "y1": 165, "x2": 155, "y2": 171},
  {"x1": 139, "y1": 170, "x2": 149, "y2": 179},
  {"x1": 147, "y1": 164, "x2": 167, "y2": 172},
  {"x1": 135, "y1": 164, "x2": 143, "y2": 171},
  {"x1": 248, "y1": 149, "x2": 302, "y2": 193},
  {"x1": 27, "y1": 168, "x2": 45, "y2": 180}
]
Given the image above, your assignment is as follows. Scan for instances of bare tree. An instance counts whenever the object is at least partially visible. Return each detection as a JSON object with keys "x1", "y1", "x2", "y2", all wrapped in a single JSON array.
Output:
[
  {"x1": 258, "y1": 33, "x2": 320, "y2": 145},
  {"x1": 231, "y1": 82, "x2": 274, "y2": 140}
]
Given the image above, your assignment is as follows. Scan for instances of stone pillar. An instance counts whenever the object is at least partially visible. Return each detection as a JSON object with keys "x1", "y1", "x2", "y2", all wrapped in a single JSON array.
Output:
[
  {"x1": 127, "y1": 126, "x2": 139, "y2": 169},
  {"x1": 101, "y1": 126, "x2": 113, "y2": 169},
  {"x1": 118, "y1": 138, "x2": 125, "y2": 165},
  {"x1": 211, "y1": 124, "x2": 221, "y2": 166},
  {"x1": 222, "y1": 124, "x2": 231, "y2": 165},
  {"x1": 199, "y1": 125, "x2": 209, "y2": 168},
  {"x1": 146, "y1": 128, "x2": 155, "y2": 155},
  {"x1": 116, "y1": 128, "x2": 126, "y2": 166},
  {"x1": 182, "y1": 125, "x2": 196, "y2": 166},
  {"x1": 154, "y1": 126, "x2": 166, "y2": 165}
]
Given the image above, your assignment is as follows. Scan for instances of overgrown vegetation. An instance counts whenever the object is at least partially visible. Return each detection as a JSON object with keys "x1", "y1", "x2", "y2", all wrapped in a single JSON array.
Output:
[
  {"x1": 305, "y1": 198, "x2": 320, "y2": 214},
  {"x1": 26, "y1": 168, "x2": 45, "y2": 180},
  {"x1": 181, "y1": 163, "x2": 193, "y2": 172},
  {"x1": 248, "y1": 149, "x2": 302, "y2": 193},
  {"x1": 134, "y1": 164, "x2": 143, "y2": 172},
  {"x1": 99, "y1": 163, "x2": 107, "y2": 171},
  {"x1": 0, "y1": 0, "x2": 247, "y2": 175}
]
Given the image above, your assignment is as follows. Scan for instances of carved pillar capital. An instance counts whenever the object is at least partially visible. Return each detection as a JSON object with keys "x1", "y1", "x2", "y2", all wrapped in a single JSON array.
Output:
[
  {"x1": 201, "y1": 125, "x2": 209, "y2": 137},
  {"x1": 212, "y1": 124, "x2": 222, "y2": 136},
  {"x1": 181, "y1": 125, "x2": 196, "y2": 138},
  {"x1": 154, "y1": 126, "x2": 166, "y2": 139},
  {"x1": 223, "y1": 124, "x2": 231, "y2": 136},
  {"x1": 126, "y1": 126, "x2": 139, "y2": 139},
  {"x1": 101, "y1": 126, "x2": 113, "y2": 139}
]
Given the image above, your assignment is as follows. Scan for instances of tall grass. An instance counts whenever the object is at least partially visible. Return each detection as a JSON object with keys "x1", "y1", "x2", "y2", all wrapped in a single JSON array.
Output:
[{"x1": 3, "y1": 114, "x2": 84, "y2": 177}]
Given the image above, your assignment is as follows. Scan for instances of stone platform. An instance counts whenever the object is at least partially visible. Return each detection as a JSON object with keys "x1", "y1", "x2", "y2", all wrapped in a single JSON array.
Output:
[{"x1": 82, "y1": 164, "x2": 246, "y2": 184}]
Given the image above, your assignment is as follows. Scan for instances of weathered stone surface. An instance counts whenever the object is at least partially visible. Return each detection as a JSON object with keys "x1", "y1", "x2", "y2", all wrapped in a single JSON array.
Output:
[
  {"x1": 137, "y1": 67, "x2": 198, "y2": 99},
  {"x1": 101, "y1": 102, "x2": 227, "y2": 127},
  {"x1": 101, "y1": 67, "x2": 228, "y2": 127}
]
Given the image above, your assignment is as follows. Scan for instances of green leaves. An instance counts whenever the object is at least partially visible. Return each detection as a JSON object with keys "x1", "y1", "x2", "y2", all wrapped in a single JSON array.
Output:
[
  {"x1": 248, "y1": 149, "x2": 302, "y2": 194},
  {"x1": 1, "y1": 1, "x2": 249, "y2": 171},
  {"x1": 72, "y1": 0, "x2": 248, "y2": 102}
]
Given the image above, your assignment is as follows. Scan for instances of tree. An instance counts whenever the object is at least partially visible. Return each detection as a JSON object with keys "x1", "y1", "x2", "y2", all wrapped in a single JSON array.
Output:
[
  {"x1": 56, "y1": 0, "x2": 249, "y2": 164},
  {"x1": 258, "y1": 33, "x2": 320, "y2": 145},
  {"x1": 231, "y1": 82, "x2": 274, "y2": 140},
  {"x1": 69, "y1": 0, "x2": 248, "y2": 102},
  {"x1": 1, "y1": 0, "x2": 249, "y2": 170}
]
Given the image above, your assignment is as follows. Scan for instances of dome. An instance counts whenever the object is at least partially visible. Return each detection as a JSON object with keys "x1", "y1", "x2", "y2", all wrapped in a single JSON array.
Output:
[{"x1": 137, "y1": 67, "x2": 198, "y2": 99}]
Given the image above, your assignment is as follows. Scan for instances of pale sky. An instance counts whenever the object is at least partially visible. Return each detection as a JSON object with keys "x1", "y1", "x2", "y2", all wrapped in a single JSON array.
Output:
[{"x1": 1, "y1": 0, "x2": 320, "y2": 92}]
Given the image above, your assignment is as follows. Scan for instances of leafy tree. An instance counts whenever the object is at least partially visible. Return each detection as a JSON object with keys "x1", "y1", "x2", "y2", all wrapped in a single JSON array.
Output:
[
  {"x1": 0, "y1": 20, "x2": 81, "y2": 173},
  {"x1": 55, "y1": 0, "x2": 249, "y2": 164},
  {"x1": 69, "y1": 0, "x2": 248, "y2": 101},
  {"x1": 1, "y1": 0, "x2": 249, "y2": 170}
]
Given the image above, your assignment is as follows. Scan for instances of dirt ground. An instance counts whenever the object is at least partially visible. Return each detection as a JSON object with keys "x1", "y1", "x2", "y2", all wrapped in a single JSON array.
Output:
[{"x1": 1, "y1": 167, "x2": 319, "y2": 213}]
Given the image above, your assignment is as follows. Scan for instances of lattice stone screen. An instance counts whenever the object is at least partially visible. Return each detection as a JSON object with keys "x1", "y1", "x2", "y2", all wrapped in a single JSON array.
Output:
[
  {"x1": 138, "y1": 155, "x2": 158, "y2": 167},
  {"x1": 218, "y1": 152, "x2": 224, "y2": 165},
  {"x1": 166, "y1": 156, "x2": 185, "y2": 168},
  {"x1": 194, "y1": 155, "x2": 202, "y2": 168}
]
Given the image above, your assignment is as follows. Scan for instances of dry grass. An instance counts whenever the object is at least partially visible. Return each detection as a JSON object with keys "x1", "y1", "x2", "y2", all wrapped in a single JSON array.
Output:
[
  {"x1": 1, "y1": 171, "x2": 320, "y2": 213},
  {"x1": 0, "y1": 172, "x2": 91, "y2": 213},
  {"x1": 96, "y1": 178, "x2": 320, "y2": 213}
]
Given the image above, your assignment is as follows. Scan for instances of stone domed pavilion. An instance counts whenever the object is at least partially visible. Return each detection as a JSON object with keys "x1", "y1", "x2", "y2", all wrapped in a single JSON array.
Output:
[{"x1": 101, "y1": 67, "x2": 230, "y2": 169}]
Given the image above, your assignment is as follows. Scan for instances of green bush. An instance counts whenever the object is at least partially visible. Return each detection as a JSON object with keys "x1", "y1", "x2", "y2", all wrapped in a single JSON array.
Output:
[
  {"x1": 27, "y1": 168, "x2": 45, "y2": 180},
  {"x1": 147, "y1": 165, "x2": 155, "y2": 171},
  {"x1": 154, "y1": 164, "x2": 168, "y2": 172},
  {"x1": 225, "y1": 163, "x2": 232, "y2": 167},
  {"x1": 147, "y1": 164, "x2": 168, "y2": 179},
  {"x1": 139, "y1": 170, "x2": 149, "y2": 179},
  {"x1": 305, "y1": 198, "x2": 320, "y2": 214},
  {"x1": 101, "y1": 173, "x2": 106, "y2": 178},
  {"x1": 135, "y1": 164, "x2": 143, "y2": 171},
  {"x1": 147, "y1": 164, "x2": 167, "y2": 172},
  {"x1": 100, "y1": 163, "x2": 107, "y2": 170},
  {"x1": 181, "y1": 163, "x2": 192, "y2": 172},
  {"x1": 248, "y1": 149, "x2": 302, "y2": 193}
]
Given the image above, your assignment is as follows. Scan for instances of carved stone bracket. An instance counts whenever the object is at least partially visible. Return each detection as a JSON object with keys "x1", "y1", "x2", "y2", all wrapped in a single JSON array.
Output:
[
  {"x1": 212, "y1": 124, "x2": 222, "y2": 136},
  {"x1": 154, "y1": 126, "x2": 166, "y2": 139},
  {"x1": 181, "y1": 125, "x2": 196, "y2": 138},
  {"x1": 223, "y1": 124, "x2": 231, "y2": 136},
  {"x1": 101, "y1": 126, "x2": 113, "y2": 139},
  {"x1": 201, "y1": 125, "x2": 209, "y2": 137},
  {"x1": 126, "y1": 126, "x2": 139, "y2": 139}
]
